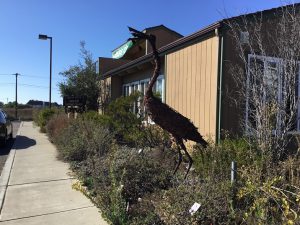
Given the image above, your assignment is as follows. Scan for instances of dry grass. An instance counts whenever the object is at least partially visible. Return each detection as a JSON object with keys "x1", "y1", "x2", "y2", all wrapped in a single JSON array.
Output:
[{"x1": 3, "y1": 108, "x2": 36, "y2": 121}]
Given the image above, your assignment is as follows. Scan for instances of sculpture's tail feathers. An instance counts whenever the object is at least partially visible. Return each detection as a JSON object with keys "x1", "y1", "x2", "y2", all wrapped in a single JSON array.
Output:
[
  {"x1": 192, "y1": 134, "x2": 208, "y2": 149},
  {"x1": 198, "y1": 138, "x2": 208, "y2": 149}
]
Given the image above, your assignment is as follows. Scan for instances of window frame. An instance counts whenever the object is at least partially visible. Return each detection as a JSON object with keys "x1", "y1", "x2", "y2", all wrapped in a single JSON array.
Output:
[
  {"x1": 122, "y1": 75, "x2": 165, "y2": 124},
  {"x1": 245, "y1": 54, "x2": 300, "y2": 134},
  {"x1": 122, "y1": 75, "x2": 165, "y2": 102}
]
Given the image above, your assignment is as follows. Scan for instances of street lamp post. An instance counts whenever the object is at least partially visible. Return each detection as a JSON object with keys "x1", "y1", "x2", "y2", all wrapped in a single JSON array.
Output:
[{"x1": 38, "y1": 34, "x2": 52, "y2": 108}]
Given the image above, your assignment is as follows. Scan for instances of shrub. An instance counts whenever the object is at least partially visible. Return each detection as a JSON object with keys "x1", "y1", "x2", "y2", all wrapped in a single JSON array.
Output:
[
  {"x1": 81, "y1": 110, "x2": 103, "y2": 122},
  {"x1": 154, "y1": 177, "x2": 233, "y2": 225},
  {"x1": 135, "y1": 125, "x2": 172, "y2": 150},
  {"x1": 233, "y1": 161, "x2": 300, "y2": 224},
  {"x1": 102, "y1": 93, "x2": 144, "y2": 146},
  {"x1": 40, "y1": 102, "x2": 300, "y2": 224},
  {"x1": 119, "y1": 151, "x2": 172, "y2": 203},
  {"x1": 100, "y1": 94, "x2": 172, "y2": 150},
  {"x1": 46, "y1": 113, "x2": 70, "y2": 142},
  {"x1": 192, "y1": 138, "x2": 262, "y2": 179},
  {"x1": 129, "y1": 194, "x2": 165, "y2": 225},
  {"x1": 73, "y1": 143, "x2": 173, "y2": 225},
  {"x1": 35, "y1": 108, "x2": 57, "y2": 132},
  {"x1": 32, "y1": 108, "x2": 40, "y2": 124},
  {"x1": 55, "y1": 118, "x2": 112, "y2": 162},
  {"x1": 92, "y1": 146, "x2": 173, "y2": 201}
]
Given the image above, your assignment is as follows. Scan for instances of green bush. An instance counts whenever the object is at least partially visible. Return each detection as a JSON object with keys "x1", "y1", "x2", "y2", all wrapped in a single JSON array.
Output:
[
  {"x1": 34, "y1": 108, "x2": 57, "y2": 132},
  {"x1": 81, "y1": 110, "x2": 103, "y2": 122},
  {"x1": 192, "y1": 138, "x2": 262, "y2": 179},
  {"x1": 100, "y1": 93, "x2": 172, "y2": 150},
  {"x1": 101, "y1": 93, "x2": 144, "y2": 146}
]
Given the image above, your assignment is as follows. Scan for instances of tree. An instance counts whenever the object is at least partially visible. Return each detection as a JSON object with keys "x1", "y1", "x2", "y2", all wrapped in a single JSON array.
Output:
[
  {"x1": 227, "y1": 4, "x2": 300, "y2": 160},
  {"x1": 0, "y1": 102, "x2": 3, "y2": 108},
  {"x1": 4, "y1": 101, "x2": 16, "y2": 108},
  {"x1": 59, "y1": 41, "x2": 99, "y2": 111}
]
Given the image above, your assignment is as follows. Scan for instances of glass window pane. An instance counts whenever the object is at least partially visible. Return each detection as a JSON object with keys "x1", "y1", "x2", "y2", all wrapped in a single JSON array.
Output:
[{"x1": 265, "y1": 61, "x2": 279, "y2": 102}]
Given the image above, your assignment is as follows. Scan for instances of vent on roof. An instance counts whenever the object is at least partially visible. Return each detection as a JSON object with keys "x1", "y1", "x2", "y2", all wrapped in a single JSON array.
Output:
[{"x1": 240, "y1": 31, "x2": 249, "y2": 44}]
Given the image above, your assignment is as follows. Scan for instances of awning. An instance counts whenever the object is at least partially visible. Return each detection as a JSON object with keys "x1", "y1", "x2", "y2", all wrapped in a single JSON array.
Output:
[{"x1": 112, "y1": 40, "x2": 133, "y2": 59}]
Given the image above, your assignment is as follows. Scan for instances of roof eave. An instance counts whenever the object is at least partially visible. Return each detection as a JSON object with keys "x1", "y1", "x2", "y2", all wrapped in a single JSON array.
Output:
[{"x1": 102, "y1": 22, "x2": 222, "y2": 79}]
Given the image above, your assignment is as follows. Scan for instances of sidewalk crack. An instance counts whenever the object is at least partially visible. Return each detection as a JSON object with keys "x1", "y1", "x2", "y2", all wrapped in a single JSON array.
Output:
[
  {"x1": 8, "y1": 177, "x2": 75, "y2": 187},
  {"x1": 0, "y1": 206, "x2": 95, "y2": 222}
]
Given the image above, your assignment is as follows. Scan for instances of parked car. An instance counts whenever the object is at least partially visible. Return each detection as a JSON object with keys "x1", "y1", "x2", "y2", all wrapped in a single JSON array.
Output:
[{"x1": 0, "y1": 109, "x2": 13, "y2": 146}]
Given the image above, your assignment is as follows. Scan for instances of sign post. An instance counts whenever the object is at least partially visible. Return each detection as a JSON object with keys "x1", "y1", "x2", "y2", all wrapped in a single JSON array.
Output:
[{"x1": 63, "y1": 96, "x2": 87, "y2": 118}]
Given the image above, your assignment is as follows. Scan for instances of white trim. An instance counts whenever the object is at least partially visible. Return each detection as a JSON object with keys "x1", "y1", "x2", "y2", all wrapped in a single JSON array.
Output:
[
  {"x1": 246, "y1": 54, "x2": 300, "y2": 133},
  {"x1": 122, "y1": 75, "x2": 165, "y2": 124},
  {"x1": 122, "y1": 75, "x2": 165, "y2": 103}
]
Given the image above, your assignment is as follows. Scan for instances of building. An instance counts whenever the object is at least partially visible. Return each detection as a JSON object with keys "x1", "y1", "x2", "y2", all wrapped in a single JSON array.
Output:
[
  {"x1": 98, "y1": 3, "x2": 300, "y2": 142},
  {"x1": 27, "y1": 100, "x2": 60, "y2": 108},
  {"x1": 97, "y1": 25, "x2": 182, "y2": 111}
]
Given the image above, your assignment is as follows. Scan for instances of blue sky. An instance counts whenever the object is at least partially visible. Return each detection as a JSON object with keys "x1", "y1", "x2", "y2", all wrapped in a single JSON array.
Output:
[{"x1": 0, "y1": 0, "x2": 297, "y2": 104}]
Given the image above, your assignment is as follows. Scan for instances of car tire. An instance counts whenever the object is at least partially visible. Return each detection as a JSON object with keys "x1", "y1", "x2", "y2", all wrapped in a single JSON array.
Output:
[{"x1": 0, "y1": 133, "x2": 6, "y2": 147}]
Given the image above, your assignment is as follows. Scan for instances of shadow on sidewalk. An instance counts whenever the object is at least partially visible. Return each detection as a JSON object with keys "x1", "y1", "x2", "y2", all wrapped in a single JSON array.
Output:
[
  {"x1": 13, "y1": 136, "x2": 36, "y2": 150},
  {"x1": 0, "y1": 138, "x2": 16, "y2": 156}
]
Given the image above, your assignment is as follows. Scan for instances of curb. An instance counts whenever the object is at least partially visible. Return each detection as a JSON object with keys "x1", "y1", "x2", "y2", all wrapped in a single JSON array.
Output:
[{"x1": 0, "y1": 121, "x2": 23, "y2": 216}]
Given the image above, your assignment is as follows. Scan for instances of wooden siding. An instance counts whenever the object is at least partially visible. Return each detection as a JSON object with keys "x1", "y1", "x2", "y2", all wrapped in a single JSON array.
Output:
[{"x1": 166, "y1": 36, "x2": 219, "y2": 139}]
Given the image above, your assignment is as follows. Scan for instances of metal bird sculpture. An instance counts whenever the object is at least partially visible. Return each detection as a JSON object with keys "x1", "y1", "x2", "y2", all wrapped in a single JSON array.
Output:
[{"x1": 128, "y1": 27, "x2": 208, "y2": 178}]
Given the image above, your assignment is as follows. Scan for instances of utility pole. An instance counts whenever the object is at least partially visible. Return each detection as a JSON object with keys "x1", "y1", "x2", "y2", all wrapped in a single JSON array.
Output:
[{"x1": 13, "y1": 73, "x2": 19, "y2": 119}]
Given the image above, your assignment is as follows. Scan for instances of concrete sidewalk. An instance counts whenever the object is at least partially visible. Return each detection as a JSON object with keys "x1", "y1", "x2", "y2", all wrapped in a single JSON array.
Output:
[{"x1": 0, "y1": 122, "x2": 109, "y2": 225}]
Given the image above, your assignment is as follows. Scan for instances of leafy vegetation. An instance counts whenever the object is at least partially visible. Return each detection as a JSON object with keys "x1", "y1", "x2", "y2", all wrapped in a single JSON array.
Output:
[
  {"x1": 33, "y1": 108, "x2": 60, "y2": 132},
  {"x1": 35, "y1": 93, "x2": 300, "y2": 225},
  {"x1": 59, "y1": 41, "x2": 99, "y2": 111}
]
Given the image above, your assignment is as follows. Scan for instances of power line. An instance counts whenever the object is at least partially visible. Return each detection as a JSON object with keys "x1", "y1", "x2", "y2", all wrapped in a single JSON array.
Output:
[
  {"x1": 19, "y1": 83, "x2": 48, "y2": 88},
  {"x1": 0, "y1": 82, "x2": 14, "y2": 85},
  {"x1": 0, "y1": 73, "x2": 61, "y2": 80},
  {"x1": 0, "y1": 82, "x2": 59, "y2": 90},
  {"x1": 20, "y1": 83, "x2": 60, "y2": 91}
]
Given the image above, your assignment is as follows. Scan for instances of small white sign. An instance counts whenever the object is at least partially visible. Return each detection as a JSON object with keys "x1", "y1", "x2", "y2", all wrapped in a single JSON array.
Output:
[{"x1": 189, "y1": 202, "x2": 201, "y2": 215}]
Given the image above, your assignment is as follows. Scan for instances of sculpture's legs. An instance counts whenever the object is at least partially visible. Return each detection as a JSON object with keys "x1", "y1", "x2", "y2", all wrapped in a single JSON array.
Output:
[
  {"x1": 173, "y1": 137, "x2": 182, "y2": 175},
  {"x1": 178, "y1": 140, "x2": 193, "y2": 179}
]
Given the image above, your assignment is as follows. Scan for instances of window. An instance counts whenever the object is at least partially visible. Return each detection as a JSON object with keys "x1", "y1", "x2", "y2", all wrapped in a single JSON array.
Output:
[
  {"x1": 246, "y1": 54, "x2": 300, "y2": 134},
  {"x1": 155, "y1": 76, "x2": 165, "y2": 102},
  {"x1": 122, "y1": 75, "x2": 165, "y2": 118}
]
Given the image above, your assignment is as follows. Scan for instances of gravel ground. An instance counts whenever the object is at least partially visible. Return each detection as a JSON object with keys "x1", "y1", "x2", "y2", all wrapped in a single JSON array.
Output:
[{"x1": 0, "y1": 121, "x2": 21, "y2": 175}]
